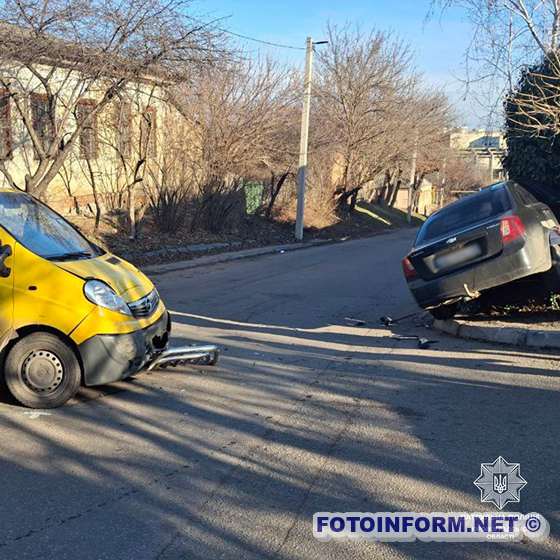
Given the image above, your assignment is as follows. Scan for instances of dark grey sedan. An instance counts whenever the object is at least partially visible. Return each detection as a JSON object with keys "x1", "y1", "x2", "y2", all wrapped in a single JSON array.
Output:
[{"x1": 402, "y1": 181, "x2": 558, "y2": 319}]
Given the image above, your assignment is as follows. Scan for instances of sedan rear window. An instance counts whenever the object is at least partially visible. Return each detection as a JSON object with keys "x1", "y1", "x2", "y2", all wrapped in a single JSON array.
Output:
[{"x1": 417, "y1": 186, "x2": 511, "y2": 243}]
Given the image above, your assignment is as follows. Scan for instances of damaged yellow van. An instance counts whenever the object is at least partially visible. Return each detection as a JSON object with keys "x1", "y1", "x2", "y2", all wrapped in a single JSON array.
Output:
[{"x1": 0, "y1": 188, "x2": 173, "y2": 408}]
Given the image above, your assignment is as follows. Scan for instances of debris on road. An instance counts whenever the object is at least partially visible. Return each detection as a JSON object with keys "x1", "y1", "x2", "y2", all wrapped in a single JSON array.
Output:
[
  {"x1": 345, "y1": 317, "x2": 366, "y2": 326},
  {"x1": 380, "y1": 311, "x2": 420, "y2": 326},
  {"x1": 418, "y1": 337, "x2": 435, "y2": 349},
  {"x1": 392, "y1": 335, "x2": 438, "y2": 349},
  {"x1": 23, "y1": 411, "x2": 52, "y2": 419}
]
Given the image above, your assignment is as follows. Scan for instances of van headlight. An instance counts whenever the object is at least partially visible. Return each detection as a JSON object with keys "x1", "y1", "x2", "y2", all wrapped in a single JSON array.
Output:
[{"x1": 84, "y1": 279, "x2": 132, "y2": 316}]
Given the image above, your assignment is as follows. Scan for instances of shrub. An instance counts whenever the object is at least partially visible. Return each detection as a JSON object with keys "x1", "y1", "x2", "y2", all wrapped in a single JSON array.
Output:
[
  {"x1": 504, "y1": 55, "x2": 560, "y2": 216},
  {"x1": 191, "y1": 178, "x2": 246, "y2": 233},
  {"x1": 147, "y1": 185, "x2": 191, "y2": 233}
]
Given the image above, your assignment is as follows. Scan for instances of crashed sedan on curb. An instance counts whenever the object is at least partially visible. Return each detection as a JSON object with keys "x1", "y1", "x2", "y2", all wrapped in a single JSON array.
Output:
[{"x1": 402, "y1": 181, "x2": 559, "y2": 319}]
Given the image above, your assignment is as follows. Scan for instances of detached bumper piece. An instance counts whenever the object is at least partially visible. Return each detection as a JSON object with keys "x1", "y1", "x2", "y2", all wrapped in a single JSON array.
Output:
[
  {"x1": 146, "y1": 344, "x2": 219, "y2": 371},
  {"x1": 79, "y1": 310, "x2": 219, "y2": 386}
]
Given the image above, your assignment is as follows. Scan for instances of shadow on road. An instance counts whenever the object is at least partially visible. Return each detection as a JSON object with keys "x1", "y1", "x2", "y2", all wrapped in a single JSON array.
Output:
[{"x1": 1, "y1": 235, "x2": 558, "y2": 559}]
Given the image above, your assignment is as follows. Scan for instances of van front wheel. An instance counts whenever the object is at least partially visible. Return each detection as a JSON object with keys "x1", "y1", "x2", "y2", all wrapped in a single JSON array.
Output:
[{"x1": 4, "y1": 333, "x2": 81, "y2": 409}]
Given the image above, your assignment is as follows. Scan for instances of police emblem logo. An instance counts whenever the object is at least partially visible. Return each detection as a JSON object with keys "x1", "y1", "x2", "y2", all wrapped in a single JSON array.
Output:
[
  {"x1": 474, "y1": 456, "x2": 527, "y2": 510},
  {"x1": 493, "y1": 473, "x2": 508, "y2": 494}
]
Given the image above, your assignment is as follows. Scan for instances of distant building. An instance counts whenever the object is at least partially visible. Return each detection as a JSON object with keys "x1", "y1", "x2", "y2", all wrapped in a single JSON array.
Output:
[
  {"x1": 393, "y1": 178, "x2": 437, "y2": 217},
  {"x1": 450, "y1": 128, "x2": 507, "y2": 184}
]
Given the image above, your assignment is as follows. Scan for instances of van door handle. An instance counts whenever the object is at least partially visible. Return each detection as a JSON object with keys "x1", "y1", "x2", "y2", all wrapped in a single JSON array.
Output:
[{"x1": 0, "y1": 243, "x2": 12, "y2": 278}]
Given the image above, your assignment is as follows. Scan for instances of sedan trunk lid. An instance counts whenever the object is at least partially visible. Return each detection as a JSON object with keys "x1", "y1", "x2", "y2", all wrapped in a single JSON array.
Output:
[{"x1": 409, "y1": 220, "x2": 504, "y2": 280}]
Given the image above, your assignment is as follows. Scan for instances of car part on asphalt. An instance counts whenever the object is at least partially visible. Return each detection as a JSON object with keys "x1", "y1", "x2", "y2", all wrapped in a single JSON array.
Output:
[
  {"x1": 392, "y1": 334, "x2": 438, "y2": 348},
  {"x1": 345, "y1": 317, "x2": 366, "y2": 326},
  {"x1": 146, "y1": 344, "x2": 220, "y2": 371},
  {"x1": 380, "y1": 311, "x2": 421, "y2": 326}
]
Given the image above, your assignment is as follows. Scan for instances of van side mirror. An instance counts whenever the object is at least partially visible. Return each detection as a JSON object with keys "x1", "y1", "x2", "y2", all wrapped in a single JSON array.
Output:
[{"x1": 0, "y1": 243, "x2": 12, "y2": 278}]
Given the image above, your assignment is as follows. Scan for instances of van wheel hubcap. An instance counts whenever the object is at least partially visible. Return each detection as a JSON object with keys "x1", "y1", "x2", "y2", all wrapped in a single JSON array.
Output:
[{"x1": 22, "y1": 351, "x2": 64, "y2": 393}]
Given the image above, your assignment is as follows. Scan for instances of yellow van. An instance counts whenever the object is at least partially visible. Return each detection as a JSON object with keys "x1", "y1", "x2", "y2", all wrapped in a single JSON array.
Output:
[{"x1": 0, "y1": 188, "x2": 216, "y2": 409}]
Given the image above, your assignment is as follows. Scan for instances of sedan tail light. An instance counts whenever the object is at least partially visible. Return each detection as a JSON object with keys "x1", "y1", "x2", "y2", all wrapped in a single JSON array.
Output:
[
  {"x1": 500, "y1": 215, "x2": 525, "y2": 244},
  {"x1": 402, "y1": 257, "x2": 418, "y2": 281}
]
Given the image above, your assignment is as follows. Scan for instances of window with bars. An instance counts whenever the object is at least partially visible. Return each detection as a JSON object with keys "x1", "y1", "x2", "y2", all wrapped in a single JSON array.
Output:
[
  {"x1": 140, "y1": 106, "x2": 157, "y2": 158},
  {"x1": 114, "y1": 101, "x2": 132, "y2": 159},
  {"x1": 0, "y1": 91, "x2": 12, "y2": 160},
  {"x1": 30, "y1": 93, "x2": 55, "y2": 155},
  {"x1": 75, "y1": 99, "x2": 98, "y2": 159}
]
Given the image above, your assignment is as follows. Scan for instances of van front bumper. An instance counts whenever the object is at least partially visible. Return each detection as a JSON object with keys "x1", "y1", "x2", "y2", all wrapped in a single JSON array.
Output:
[{"x1": 79, "y1": 311, "x2": 171, "y2": 386}]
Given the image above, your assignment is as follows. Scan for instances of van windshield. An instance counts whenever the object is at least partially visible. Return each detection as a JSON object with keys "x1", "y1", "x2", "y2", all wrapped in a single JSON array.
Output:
[{"x1": 0, "y1": 192, "x2": 102, "y2": 261}]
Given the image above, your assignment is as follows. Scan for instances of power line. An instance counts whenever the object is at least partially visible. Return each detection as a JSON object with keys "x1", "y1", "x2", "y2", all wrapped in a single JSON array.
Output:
[
  {"x1": 218, "y1": 28, "x2": 305, "y2": 50},
  {"x1": 191, "y1": 15, "x2": 305, "y2": 51}
]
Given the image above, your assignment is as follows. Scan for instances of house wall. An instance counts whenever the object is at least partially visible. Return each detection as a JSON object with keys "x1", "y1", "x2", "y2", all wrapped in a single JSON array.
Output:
[
  {"x1": 0, "y1": 62, "x2": 184, "y2": 213},
  {"x1": 393, "y1": 180, "x2": 436, "y2": 217}
]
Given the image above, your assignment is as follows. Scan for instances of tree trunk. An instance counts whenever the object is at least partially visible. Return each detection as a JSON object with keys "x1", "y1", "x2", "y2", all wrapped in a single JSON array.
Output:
[
  {"x1": 389, "y1": 179, "x2": 402, "y2": 207},
  {"x1": 129, "y1": 185, "x2": 137, "y2": 240},
  {"x1": 265, "y1": 171, "x2": 289, "y2": 219},
  {"x1": 85, "y1": 157, "x2": 103, "y2": 231}
]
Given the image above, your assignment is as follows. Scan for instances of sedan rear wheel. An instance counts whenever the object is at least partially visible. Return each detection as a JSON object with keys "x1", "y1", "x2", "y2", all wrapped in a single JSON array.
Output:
[{"x1": 429, "y1": 302, "x2": 459, "y2": 320}]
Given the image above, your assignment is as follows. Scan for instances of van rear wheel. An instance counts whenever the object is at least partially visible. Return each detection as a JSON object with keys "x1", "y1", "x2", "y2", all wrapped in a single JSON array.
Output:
[{"x1": 4, "y1": 333, "x2": 81, "y2": 409}]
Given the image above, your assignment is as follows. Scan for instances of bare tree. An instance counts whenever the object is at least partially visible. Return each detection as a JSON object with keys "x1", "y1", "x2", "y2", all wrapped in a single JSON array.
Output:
[
  {"x1": 434, "y1": 1, "x2": 560, "y2": 122},
  {"x1": 314, "y1": 26, "x2": 413, "y2": 205},
  {"x1": 172, "y1": 57, "x2": 299, "y2": 182},
  {"x1": 443, "y1": 154, "x2": 485, "y2": 199},
  {"x1": 170, "y1": 56, "x2": 300, "y2": 223},
  {"x1": 71, "y1": 85, "x2": 166, "y2": 237},
  {"x1": 408, "y1": 94, "x2": 455, "y2": 211},
  {"x1": 313, "y1": 25, "x2": 453, "y2": 212},
  {"x1": 144, "y1": 107, "x2": 197, "y2": 233},
  {"x1": 0, "y1": 0, "x2": 220, "y2": 199}
]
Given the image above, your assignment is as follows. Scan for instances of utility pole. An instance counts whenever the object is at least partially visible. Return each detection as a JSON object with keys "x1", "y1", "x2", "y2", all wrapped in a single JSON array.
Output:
[
  {"x1": 294, "y1": 38, "x2": 328, "y2": 240},
  {"x1": 407, "y1": 130, "x2": 419, "y2": 224},
  {"x1": 295, "y1": 37, "x2": 314, "y2": 241},
  {"x1": 439, "y1": 157, "x2": 447, "y2": 209}
]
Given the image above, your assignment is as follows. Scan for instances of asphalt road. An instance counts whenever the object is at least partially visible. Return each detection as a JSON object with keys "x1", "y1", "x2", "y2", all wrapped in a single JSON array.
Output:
[{"x1": 0, "y1": 229, "x2": 559, "y2": 559}]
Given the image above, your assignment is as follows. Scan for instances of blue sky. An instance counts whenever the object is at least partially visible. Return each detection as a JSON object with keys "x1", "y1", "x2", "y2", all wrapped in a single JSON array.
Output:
[{"x1": 194, "y1": 1, "x2": 478, "y2": 125}]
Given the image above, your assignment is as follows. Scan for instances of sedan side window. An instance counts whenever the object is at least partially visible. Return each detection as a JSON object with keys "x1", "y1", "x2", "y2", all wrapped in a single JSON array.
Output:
[{"x1": 516, "y1": 185, "x2": 539, "y2": 205}]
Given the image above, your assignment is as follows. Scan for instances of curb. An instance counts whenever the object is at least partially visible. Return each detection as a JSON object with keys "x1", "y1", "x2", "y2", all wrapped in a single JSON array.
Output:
[
  {"x1": 433, "y1": 318, "x2": 560, "y2": 350},
  {"x1": 139, "y1": 226, "x2": 408, "y2": 276},
  {"x1": 141, "y1": 239, "x2": 336, "y2": 276}
]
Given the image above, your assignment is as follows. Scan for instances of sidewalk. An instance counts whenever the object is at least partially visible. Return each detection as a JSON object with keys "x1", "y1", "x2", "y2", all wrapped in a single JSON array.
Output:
[
  {"x1": 141, "y1": 239, "x2": 335, "y2": 275},
  {"x1": 434, "y1": 316, "x2": 560, "y2": 350}
]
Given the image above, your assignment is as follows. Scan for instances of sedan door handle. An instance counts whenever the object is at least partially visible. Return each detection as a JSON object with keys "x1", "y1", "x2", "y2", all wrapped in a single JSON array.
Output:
[{"x1": 0, "y1": 243, "x2": 12, "y2": 278}]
